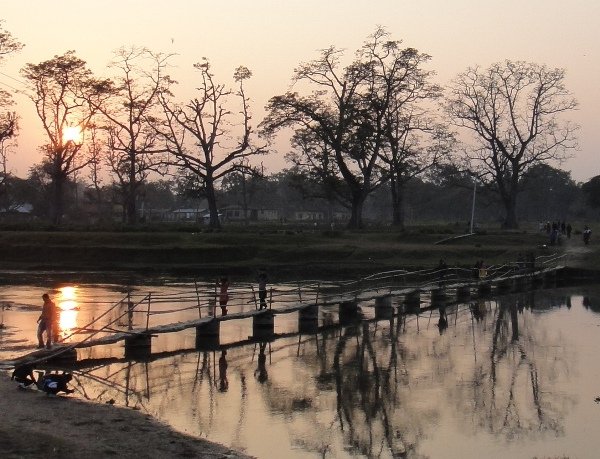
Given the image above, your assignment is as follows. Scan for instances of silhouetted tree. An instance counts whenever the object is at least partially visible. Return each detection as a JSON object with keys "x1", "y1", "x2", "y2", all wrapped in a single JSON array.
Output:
[
  {"x1": 21, "y1": 51, "x2": 106, "y2": 224},
  {"x1": 159, "y1": 60, "x2": 265, "y2": 229},
  {"x1": 262, "y1": 32, "x2": 383, "y2": 229},
  {"x1": 446, "y1": 60, "x2": 578, "y2": 229},
  {"x1": 0, "y1": 21, "x2": 23, "y2": 210},
  {"x1": 89, "y1": 47, "x2": 173, "y2": 224},
  {"x1": 582, "y1": 175, "x2": 600, "y2": 209}
]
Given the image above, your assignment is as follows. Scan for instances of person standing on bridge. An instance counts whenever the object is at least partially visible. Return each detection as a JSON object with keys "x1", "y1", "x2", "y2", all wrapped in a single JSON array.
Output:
[
  {"x1": 257, "y1": 269, "x2": 269, "y2": 310},
  {"x1": 37, "y1": 293, "x2": 57, "y2": 349},
  {"x1": 217, "y1": 276, "x2": 230, "y2": 316}
]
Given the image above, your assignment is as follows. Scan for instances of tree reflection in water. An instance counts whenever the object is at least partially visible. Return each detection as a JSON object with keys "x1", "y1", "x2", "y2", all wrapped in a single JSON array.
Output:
[
  {"x1": 62, "y1": 293, "x2": 574, "y2": 458},
  {"x1": 451, "y1": 293, "x2": 574, "y2": 442}
]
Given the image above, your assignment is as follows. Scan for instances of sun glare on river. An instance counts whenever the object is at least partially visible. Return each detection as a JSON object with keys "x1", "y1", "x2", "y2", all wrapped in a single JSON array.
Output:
[{"x1": 58, "y1": 286, "x2": 79, "y2": 335}]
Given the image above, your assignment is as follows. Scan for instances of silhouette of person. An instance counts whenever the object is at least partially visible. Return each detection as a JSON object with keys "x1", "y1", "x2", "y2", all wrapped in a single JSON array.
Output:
[
  {"x1": 255, "y1": 342, "x2": 268, "y2": 383},
  {"x1": 437, "y1": 259, "x2": 448, "y2": 285},
  {"x1": 583, "y1": 225, "x2": 592, "y2": 245},
  {"x1": 218, "y1": 277, "x2": 230, "y2": 316},
  {"x1": 11, "y1": 364, "x2": 37, "y2": 389},
  {"x1": 37, "y1": 294, "x2": 57, "y2": 349},
  {"x1": 257, "y1": 269, "x2": 268, "y2": 310},
  {"x1": 37, "y1": 371, "x2": 74, "y2": 395},
  {"x1": 218, "y1": 350, "x2": 229, "y2": 392}
]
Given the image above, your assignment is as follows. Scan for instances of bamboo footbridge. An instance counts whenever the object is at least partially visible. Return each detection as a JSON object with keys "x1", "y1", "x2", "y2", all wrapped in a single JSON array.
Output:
[{"x1": 3, "y1": 254, "x2": 566, "y2": 369}]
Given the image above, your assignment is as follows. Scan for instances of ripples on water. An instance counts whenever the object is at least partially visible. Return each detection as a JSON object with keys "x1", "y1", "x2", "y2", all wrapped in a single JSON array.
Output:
[{"x1": 2, "y1": 282, "x2": 600, "y2": 458}]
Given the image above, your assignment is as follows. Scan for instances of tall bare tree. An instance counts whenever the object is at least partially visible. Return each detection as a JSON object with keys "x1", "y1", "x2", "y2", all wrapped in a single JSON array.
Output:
[
  {"x1": 159, "y1": 60, "x2": 265, "y2": 229},
  {"x1": 361, "y1": 30, "x2": 450, "y2": 228},
  {"x1": 89, "y1": 47, "x2": 173, "y2": 224},
  {"x1": 446, "y1": 61, "x2": 578, "y2": 228},
  {"x1": 21, "y1": 51, "x2": 106, "y2": 224},
  {"x1": 263, "y1": 28, "x2": 440, "y2": 229},
  {"x1": 261, "y1": 41, "x2": 377, "y2": 229}
]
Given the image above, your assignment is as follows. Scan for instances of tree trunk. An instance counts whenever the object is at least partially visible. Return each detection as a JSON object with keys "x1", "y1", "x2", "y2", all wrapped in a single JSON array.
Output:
[
  {"x1": 390, "y1": 176, "x2": 405, "y2": 230},
  {"x1": 125, "y1": 183, "x2": 137, "y2": 225},
  {"x1": 50, "y1": 175, "x2": 64, "y2": 225},
  {"x1": 502, "y1": 187, "x2": 519, "y2": 229},
  {"x1": 205, "y1": 177, "x2": 221, "y2": 229},
  {"x1": 240, "y1": 172, "x2": 249, "y2": 226},
  {"x1": 347, "y1": 192, "x2": 366, "y2": 229}
]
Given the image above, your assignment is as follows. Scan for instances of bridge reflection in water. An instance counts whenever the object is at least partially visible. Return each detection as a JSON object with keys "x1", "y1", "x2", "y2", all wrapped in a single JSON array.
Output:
[{"x1": 49, "y1": 288, "x2": 585, "y2": 459}]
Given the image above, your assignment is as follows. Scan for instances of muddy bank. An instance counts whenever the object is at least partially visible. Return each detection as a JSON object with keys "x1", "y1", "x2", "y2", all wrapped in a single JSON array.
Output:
[{"x1": 0, "y1": 373, "x2": 251, "y2": 459}]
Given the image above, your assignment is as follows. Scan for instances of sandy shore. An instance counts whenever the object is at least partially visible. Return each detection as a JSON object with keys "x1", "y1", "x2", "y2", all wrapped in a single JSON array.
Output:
[{"x1": 0, "y1": 373, "x2": 251, "y2": 459}]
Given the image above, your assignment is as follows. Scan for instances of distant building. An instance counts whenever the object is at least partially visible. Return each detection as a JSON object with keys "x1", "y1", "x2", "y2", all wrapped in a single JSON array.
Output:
[
  {"x1": 294, "y1": 210, "x2": 325, "y2": 221},
  {"x1": 0, "y1": 203, "x2": 34, "y2": 222},
  {"x1": 332, "y1": 210, "x2": 351, "y2": 222},
  {"x1": 167, "y1": 208, "x2": 207, "y2": 223},
  {"x1": 222, "y1": 205, "x2": 280, "y2": 222}
]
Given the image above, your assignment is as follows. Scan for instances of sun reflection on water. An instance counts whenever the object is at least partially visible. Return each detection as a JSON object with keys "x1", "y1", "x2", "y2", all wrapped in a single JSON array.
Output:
[{"x1": 58, "y1": 286, "x2": 79, "y2": 337}]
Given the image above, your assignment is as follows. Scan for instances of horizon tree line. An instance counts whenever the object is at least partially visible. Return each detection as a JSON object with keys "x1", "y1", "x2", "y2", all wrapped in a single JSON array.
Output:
[{"x1": 0, "y1": 22, "x2": 580, "y2": 229}]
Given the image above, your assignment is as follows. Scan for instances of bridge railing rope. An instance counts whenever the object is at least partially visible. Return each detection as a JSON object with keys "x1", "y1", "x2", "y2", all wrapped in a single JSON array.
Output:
[{"x1": 58, "y1": 255, "x2": 565, "y2": 344}]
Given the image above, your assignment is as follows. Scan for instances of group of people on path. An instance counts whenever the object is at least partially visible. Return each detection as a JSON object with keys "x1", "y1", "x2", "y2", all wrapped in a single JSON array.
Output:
[
  {"x1": 214, "y1": 268, "x2": 270, "y2": 317},
  {"x1": 11, "y1": 292, "x2": 74, "y2": 394},
  {"x1": 540, "y1": 220, "x2": 592, "y2": 246}
]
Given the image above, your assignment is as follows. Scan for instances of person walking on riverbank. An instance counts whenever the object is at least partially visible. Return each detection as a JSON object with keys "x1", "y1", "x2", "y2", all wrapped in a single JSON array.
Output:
[
  {"x1": 584, "y1": 226, "x2": 592, "y2": 245},
  {"x1": 37, "y1": 293, "x2": 57, "y2": 349}
]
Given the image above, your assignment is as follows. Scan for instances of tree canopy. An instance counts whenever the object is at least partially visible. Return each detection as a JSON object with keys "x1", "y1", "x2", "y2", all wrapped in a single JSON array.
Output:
[{"x1": 446, "y1": 60, "x2": 578, "y2": 228}]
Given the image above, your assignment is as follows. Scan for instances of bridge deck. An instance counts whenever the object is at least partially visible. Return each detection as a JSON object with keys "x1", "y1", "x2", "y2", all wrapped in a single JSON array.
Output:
[{"x1": 1, "y1": 265, "x2": 564, "y2": 369}]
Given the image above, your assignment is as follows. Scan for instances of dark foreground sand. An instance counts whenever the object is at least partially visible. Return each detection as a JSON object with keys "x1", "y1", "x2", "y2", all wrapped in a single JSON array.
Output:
[{"x1": 0, "y1": 374, "x2": 251, "y2": 459}]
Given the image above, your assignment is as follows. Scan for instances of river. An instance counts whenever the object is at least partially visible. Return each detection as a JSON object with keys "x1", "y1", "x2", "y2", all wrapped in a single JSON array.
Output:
[{"x1": 1, "y1": 278, "x2": 599, "y2": 458}]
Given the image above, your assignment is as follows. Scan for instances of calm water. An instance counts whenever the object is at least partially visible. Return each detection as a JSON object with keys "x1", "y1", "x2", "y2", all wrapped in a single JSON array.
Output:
[{"x1": 2, "y1": 280, "x2": 600, "y2": 459}]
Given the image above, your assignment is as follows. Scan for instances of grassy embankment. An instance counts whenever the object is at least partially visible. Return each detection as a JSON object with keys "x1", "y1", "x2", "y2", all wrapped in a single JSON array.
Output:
[{"x1": 1, "y1": 225, "x2": 594, "y2": 281}]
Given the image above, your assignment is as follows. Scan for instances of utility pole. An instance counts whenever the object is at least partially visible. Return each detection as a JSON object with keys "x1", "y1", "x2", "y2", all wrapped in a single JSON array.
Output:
[{"x1": 470, "y1": 180, "x2": 477, "y2": 234}]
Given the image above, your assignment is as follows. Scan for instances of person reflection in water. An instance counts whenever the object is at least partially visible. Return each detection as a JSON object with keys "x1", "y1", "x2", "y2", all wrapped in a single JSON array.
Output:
[
  {"x1": 217, "y1": 277, "x2": 230, "y2": 316},
  {"x1": 437, "y1": 305, "x2": 448, "y2": 334},
  {"x1": 255, "y1": 342, "x2": 268, "y2": 383},
  {"x1": 218, "y1": 350, "x2": 229, "y2": 392}
]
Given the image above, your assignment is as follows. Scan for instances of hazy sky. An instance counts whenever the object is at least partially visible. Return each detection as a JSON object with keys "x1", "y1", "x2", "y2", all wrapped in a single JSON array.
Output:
[{"x1": 1, "y1": 0, "x2": 598, "y2": 181}]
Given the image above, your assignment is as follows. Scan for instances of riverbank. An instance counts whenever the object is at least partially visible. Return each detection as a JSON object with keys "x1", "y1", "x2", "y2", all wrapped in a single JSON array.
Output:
[
  {"x1": 1, "y1": 227, "x2": 591, "y2": 282},
  {"x1": 0, "y1": 373, "x2": 251, "y2": 459}
]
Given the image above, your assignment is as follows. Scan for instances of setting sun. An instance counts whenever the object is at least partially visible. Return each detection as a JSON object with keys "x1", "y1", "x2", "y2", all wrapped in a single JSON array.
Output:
[{"x1": 63, "y1": 125, "x2": 82, "y2": 144}]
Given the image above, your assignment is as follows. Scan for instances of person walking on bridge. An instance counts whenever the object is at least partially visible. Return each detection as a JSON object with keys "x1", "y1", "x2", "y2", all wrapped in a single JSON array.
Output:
[{"x1": 37, "y1": 293, "x2": 57, "y2": 349}]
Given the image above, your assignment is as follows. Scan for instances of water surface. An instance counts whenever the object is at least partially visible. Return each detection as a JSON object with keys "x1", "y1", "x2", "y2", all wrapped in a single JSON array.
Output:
[{"x1": 1, "y1": 281, "x2": 600, "y2": 458}]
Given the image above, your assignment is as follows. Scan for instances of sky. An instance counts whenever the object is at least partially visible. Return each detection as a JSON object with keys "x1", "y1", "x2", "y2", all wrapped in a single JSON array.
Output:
[{"x1": 0, "y1": 0, "x2": 598, "y2": 182}]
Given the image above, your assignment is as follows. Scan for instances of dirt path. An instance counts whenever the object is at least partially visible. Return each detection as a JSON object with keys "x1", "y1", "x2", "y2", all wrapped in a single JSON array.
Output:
[
  {"x1": 0, "y1": 373, "x2": 251, "y2": 459},
  {"x1": 561, "y1": 238, "x2": 595, "y2": 269}
]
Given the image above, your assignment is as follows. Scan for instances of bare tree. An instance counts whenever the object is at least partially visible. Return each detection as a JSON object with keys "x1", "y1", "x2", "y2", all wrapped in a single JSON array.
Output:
[
  {"x1": 159, "y1": 60, "x2": 265, "y2": 229},
  {"x1": 0, "y1": 20, "x2": 23, "y2": 63},
  {"x1": 446, "y1": 61, "x2": 578, "y2": 228},
  {"x1": 21, "y1": 51, "x2": 106, "y2": 224},
  {"x1": 261, "y1": 40, "x2": 378, "y2": 229},
  {"x1": 0, "y1": 112, "x2": 17, "y2": 209},
  {"x1": 263, "y1": 28, "x2": 440, "y2": 229},
  {"x1": 84, "y1": 124, "x2": 105, "y2": 205},
  {"x1": 361, "y1": 30, "x2": 450, "y2": 228},
  {"x1": 90, "y1": 47, "x2": 173, "y2": 224},
  {"x1": 0, "y1": 21, "x2": 23, "y2": 210}
]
